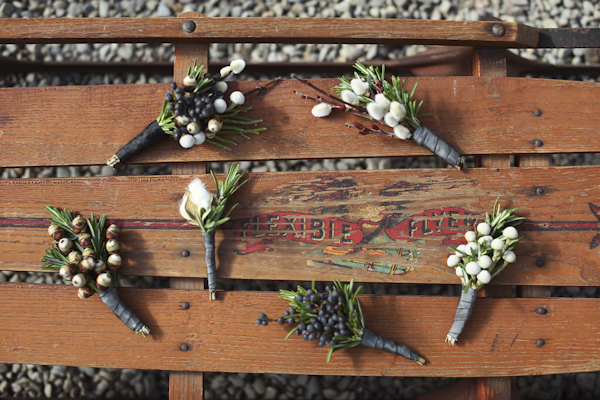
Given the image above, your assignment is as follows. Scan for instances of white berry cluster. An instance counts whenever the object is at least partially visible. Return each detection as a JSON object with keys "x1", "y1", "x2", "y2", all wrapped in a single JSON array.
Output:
[{"x1": 447, "y1": 215, "x2": 521, "y2": 290}]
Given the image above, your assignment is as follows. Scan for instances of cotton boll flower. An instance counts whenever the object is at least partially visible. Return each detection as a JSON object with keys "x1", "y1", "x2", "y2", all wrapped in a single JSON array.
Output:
[
  {"x1": 455, "y1": 244, "x2": 467, "y2": 257},
  {"x1": 466, "y1": 242, "x2": 478, "y2": 256},
  {"x1": 340, "y1": 90, "x2": 359, "y2": 105},
  {"x1": 464, "y1": 231, "x2": 477, "y2": 243},
  {"x1": 447, "y1": 254, "x2": 460, "y2": 268},
  {"x1": 491, "y1": 238, "x2": 505, "y2": 250},
  {"x1": 383, "y1": 112, "x2": 399, "y2": 128},
  {"x1": 194, "y1": 132, "x2": 206, "y2": 145},
  {"x1": 465, "y1": 261, "x2": 481, "y2": 276},
  {"x1": 478, "y1": 235, "x2": 493, "y2": 247},
  {"x1": 393, "y1": 125, "x2": 411, "y2": 140},
  {"x1": 366, "y1": 102, "x2": 385, "y2": 120},
  {"x1": 230, "y1": 91, "x2": 245, "y2": 105},
  {"x1": 311, "y1": 103, "x2": 332, "y2": 118},
  {"x1": 230, "y1": 59, "x2": 246, "y2": 74},
  {"x1": 502, "y1": 250, "x2": 516, "y2": 263},
  {"x1": 214, "y1": 98, "x2": 227, "y2": 114},
  {"x1": 477, "y1": 222, "x2": 491, "y2": 236},
  {"x1": 478, "y1": 255, "x2": 492, "y2": 269},
  {"x1": 350, "y1": 78, "x2": 370, "y2": 95},
  {"x1": 187, "y1": 178, "x2": 215, "y2": 212},
  {"x1": 477, "y1": 270, "x2": 492, "y2": 284},
  {"x1": 215, "y1": 81, "x2": 228, "y2": 93},
  {"x1": 503, "y1": 226, "x2": 519, "y2": 240},
  {"x1": 179, "y1": 134, "x2": 195, "y2": 149},
  {"x1": 375, "y1": 93, "x2": 391, "y2": 110},
  {"x1": 389, "y1": 101, "x2": 406, "y2": 120}
]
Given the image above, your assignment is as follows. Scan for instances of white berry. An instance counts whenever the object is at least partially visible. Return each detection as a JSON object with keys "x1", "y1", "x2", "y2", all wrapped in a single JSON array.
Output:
[
  {"x1": 465, "y1": 261, "x2": 481, "y2": 276},
  {"x1": 491, "y1": 238, "x2": 505, "y2": 250},
  {"x1": 478, "y1": 255, "x2": 492, "y2": 269},
  {"x1": 503, "y1": 226, "x2": 519, "y2": 240},
  {"x1": 477, "y1": 270, "x2": 492, "y2": 284},
  {"x1": 502, "y1": 250, "x2": 516, "y2": 263},
  {"x1": 447, "y1": 254, "x2": 461, "y2": 268},
  {"x1": 477, "y1": 222, "x2": 491, "y2": 236},
  {"x1": 464, "y1": 231, "x2": 477, "y2": 243},
  {"x1": 179, "y1": 134, "x2": 195, "y2": 149}
]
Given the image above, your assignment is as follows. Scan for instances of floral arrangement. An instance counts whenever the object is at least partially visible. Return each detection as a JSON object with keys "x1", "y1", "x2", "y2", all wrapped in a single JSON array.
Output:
[
  {"x1": 294, "y1": 61, "x2": 463, "y2": 168},
  {"x1": 257, "y1": 280, "x2": 425, "y2": 364},
  {"x1": 41, "y1": 206, "x2": 150, "y2": 337},
  {"x1": 445, "y1": 198, "x2": 523, "y2": 345},
  {"x1": 179, "y1": 163, "x2": 246, "y2": 300},
  {"x1": 107, "y1": 59, "x2": 274, "y2": 167}
]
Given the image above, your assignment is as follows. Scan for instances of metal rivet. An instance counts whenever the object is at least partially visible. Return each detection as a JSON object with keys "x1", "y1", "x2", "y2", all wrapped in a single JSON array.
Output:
[
  {"x1": 181, "y1": 302, "x2": 190, "y2": 310},
  {"x1": 180, "y1": 343, "x2": 190, "y2": 351},
  {"x1": 535, "y1": 306, "x2": 548, "y2": 315},
  {"x1": 536, "y1": 259, "x2": 546, "y2": 267},
  {"x1": 533, "y1": 139, "x2": 544, "y2": 147},
  {"x1": 536, "y1": 339, "x2": 546, "y2": 347},
  {"x1": 534, "y1": 109, "x2": 542, "y2": 117},
  {"x1": 492, "y1": 24, "x2": 506, "y2": 37},
  {"x1": 182, "y1": 20, "x2": 196, "y2": 33},
  {"x1": 535, "y1": 187, "x2": 545, "y2": 195},
  {"x1": 182, "y1": 250, "x2": 190, "y2": 257}
]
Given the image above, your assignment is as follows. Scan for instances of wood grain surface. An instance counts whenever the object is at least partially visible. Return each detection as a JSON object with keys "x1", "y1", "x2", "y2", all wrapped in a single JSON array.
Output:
[
  {"x1": 0, "y1": 18, "x2": 538, "y2": 47},
  {"x1": 1, "y1": 283, "x2": 598, "y2": 377},
  {"x1": 1, "y1": 167, "x2": 599, "y2": 286},
  {"x1": 1, "y1": 77, "x2": 599, "y2": 167}
]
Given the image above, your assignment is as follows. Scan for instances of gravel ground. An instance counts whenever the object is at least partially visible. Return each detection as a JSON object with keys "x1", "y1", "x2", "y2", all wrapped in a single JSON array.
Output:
[{"x1": 1, "y1": 0, "x2": 600, "y2": 398}]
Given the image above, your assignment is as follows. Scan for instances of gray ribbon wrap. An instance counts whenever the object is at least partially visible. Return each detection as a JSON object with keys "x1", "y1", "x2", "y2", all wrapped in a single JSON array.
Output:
[
  {"x1": 447, "y1": 286, "x2": 479, "y2": 342},
  {"x1": 98, "y1": 286, "x2": 147, "y2": 333},
  {"x1": 360, "y1": 327, "x2": 420, "y2": 363},
  {"x1": 411, "y1": 125, "x2": 461, "y2": 167},
  {"x1": 202, "y1": 231, "x2": 217, "y2": 294}
]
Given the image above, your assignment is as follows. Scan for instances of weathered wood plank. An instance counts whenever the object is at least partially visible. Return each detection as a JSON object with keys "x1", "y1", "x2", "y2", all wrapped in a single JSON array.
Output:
[
  {"x1": 0, "y1": 18, "x2": 538, "y2": 47},
  {"x1": 1, "y1": 77, "x2": 598, "y2": 168},
  {"x1": 1, "y1": 283, "x2": 599, "y2": 377},
  {"x1": 1, "y1": 167, "x2": 599, "y2": 286}
]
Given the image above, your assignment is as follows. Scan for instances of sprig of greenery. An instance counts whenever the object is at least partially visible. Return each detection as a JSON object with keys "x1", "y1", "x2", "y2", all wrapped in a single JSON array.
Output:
[
  {"x1": 193, "y1": 163, "x2": 247, "y2": 233},
  {"x1": 332, "y1": 61, "x2": 426, "y2": 129}
]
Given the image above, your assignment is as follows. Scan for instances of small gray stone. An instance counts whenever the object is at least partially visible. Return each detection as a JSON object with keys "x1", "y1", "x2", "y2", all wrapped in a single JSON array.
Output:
[
  {"x1": 98, "y1": 1, "x2": 110, "y2": 17},
  {"x1": 0, "y1": 363, "x2": 8, "y2": 374},
  {"x1": 156, "y1": 2, "x2": 172, "y2": 17},
  {"x1": 56, "y1": 166, "x2": 70, "y2": 178},
  {"x1": 252, "y1": 379, "x2": 265, "y2": 395},
  {"x1": 265, "y1": 386, "x2": 278, "y2": 400},
  {"x1": 51, "y1": 365, "x2": 66, "y2": 377},
  {"x1": 11, "y1": 382, "x2": 22, "y2": 394},
  {"x1": 323, "y1": 388, "x2": 338, "y2": 399},
  {"x1": 0, "y1": 2, "x2": 15, "y2": 18},
  {"x1": 44, "y1": 383, "x2": 52, "y2": 397}
]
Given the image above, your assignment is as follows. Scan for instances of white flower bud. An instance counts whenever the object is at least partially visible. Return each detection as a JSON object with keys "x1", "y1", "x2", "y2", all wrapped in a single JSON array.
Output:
[
  {"x1": 350, "y1": 78, "x2": 370, "y2": 96},
  {"x1": 464, "y1": 231, "x2": 477, "y2": 243},
  {"x1": 466, "y1": 242, "x2": 478, "y2": 256},
  {"x1": 194, "y1": 132, "x2": 206, "y2": 145},
  {"x1": 393, "y1": 125, "x2": 411, "y2": 140},
  {"x1": 182, "y1": 75, "x2": 197, "y2": 89},
  {"x1": 456, "y1": 244, "x2": 467, "y2": 257},
  {"x1": 478, "y1": 235, "x2": 493, "y2": 247},
  {"x1": 311, "y1": 103, "x2": 332, "y2": 118},
  {"x1": 478, "y1": 255, "x2": 493, "y2": 269},
  {"x1": 58, "y1": 238, "x2": 73, "y2": 254},
  {"x1": 229, "y1": 59, "x2": 246, "y2": 74},
  {"x1": 207, "y1": 117, "x2": 223, "y2": 133},
  {"x1": 96, "y1": 272, "x2": 112, "y2": 288},
  {"x1": 477, "y1": 222, "x2": 491, "y2": 236},
  {"x1": 491, "y1": 238, "x2": 505, "y2": 250},
  {"x1": 374, "y1": 93, "x2": 391, "y2": 110},
  {"x1": 179, "y1": 134, "x2": 195, "y2": 149},
  {"x1": 383, "y1": 112, "x2": 399, "y2": 128},
  {"x1": 71, "y1": 273, "x2": 87, "y2": 288},
  {"x1": 214, "y1": 98, "x2": 227, "y2": 114},
  {"x1": 502, "y1": 250, "x2": 516, "y2": 263},
  {"x1": 447, "y1": 254, "x2": 460, "y2": 268},
  {"x1": 455, "y1": 267, "x2": 464, "y2": 277},
  {"x1": 219, "y1": 65, "x2": 232, "y2": 78},
  {"x1": 340, "y1": 90, "x2": 359, "y2": 105},
  {"x1": 366, "y1": 102, "x2": 385, "y2": 120},
  {"x1": 477, "y1": 270, "x2": 492, "y2": 284},
  {"x1": 465, "y1": 261, "x2": 481, "y2": 276},
  {"x1": 503, "y1": 226, "x2": 519, "y2": 240},
  {"x1": 389, "y1": 101, "x2": 406, "y2": 120},
  {"x1": 230, "y1": 91, "x2": 245, "y2": 105},
  {"x1": 186, "y1": 122, "x2": 201, "y2": 134},
  {"x1": 215, "y1": 81, "x2": 228, "y2": 92}
]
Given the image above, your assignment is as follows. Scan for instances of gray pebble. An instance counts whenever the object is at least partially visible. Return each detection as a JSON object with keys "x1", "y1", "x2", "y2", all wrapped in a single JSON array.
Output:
[
  {"x1": 56, "y1": 167, "x2": 70, "y2": 178},
  {"x1": 0, "y1": 2, "x2": 15, "y2": 18},
  {"x1": 156, "y1": 2, "x2": 172, "y2": 17},
  {"x1": 98, "y1": 0, "x2": 110, "y2": 17}
]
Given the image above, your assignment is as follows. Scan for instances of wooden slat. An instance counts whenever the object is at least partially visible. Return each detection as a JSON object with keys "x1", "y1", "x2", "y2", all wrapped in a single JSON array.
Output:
[
  {"x1": 1, "y1": 77, "x2": 599, "y2": 168},
  {"x1": 2, "y1": 167, "x2": 600, "y2": 286},
  {"x1": 1, "y1": 283, "x2": 599, "y2": 377},
  {"x1": 0, "y1": 18, "x2": 538, "y2": 47}
]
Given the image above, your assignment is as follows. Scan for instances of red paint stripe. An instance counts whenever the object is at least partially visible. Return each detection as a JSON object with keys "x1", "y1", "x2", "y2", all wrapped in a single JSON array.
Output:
[{"x1": 0, "y1": 218, "x2": 192, "y2": 229}]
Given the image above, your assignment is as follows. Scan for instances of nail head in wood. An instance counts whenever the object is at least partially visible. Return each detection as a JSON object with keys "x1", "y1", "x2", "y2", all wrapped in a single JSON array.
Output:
[
  {"x1": 536, "y1": 187, "x2": 545, "y2": 195},
  {"x1": 180, "y1": 343, "x2": 190, "y2": 351},
  {"x1": 536, "y1": 339, "x2": 546, "y2": 347},
  {"x1": 535, "y1": 306, "x2": 548, "y2": 315},
  {"x1": 181, "y1": 302, "x2": 190, "y2": 310},
  {"x1": 183, "y1": 20, "x2": 196, "y2": 33},
  {"x1": 492, "y1": 24, "x2": 506, "y2": 37},
  {"x1": 534, "y1": 109, "x2": 542, "y2": 116},
  {"x1": 181, "y1": 250, "x2": 190, "y2": 257},
  {"x1": 533, "y1": 139, "x2": 544, "y2": 147},
  {"x1": 536, "y1": 259, "x2": 546, "y2": 267}
]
